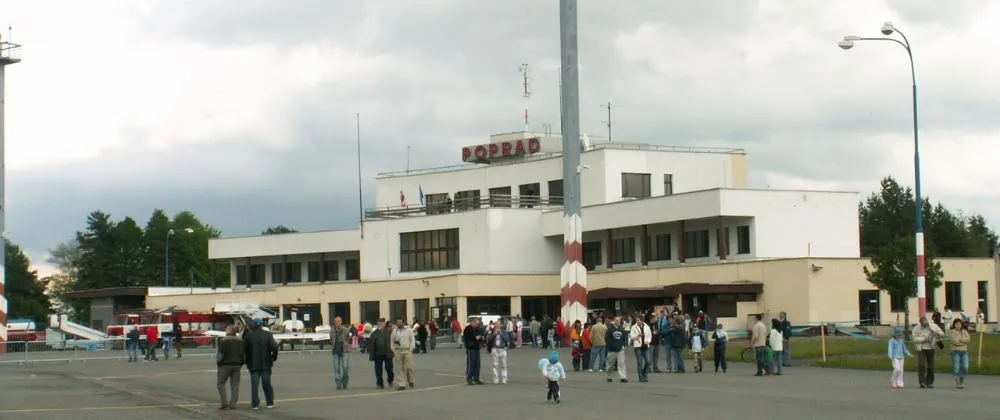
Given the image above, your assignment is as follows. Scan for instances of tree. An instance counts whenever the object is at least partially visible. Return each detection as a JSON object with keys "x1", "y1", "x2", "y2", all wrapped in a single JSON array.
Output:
[
  {"x1": 262, "y1": 226, "x2": 298, "y2": 235},
  {"x1": 863, "y1": 235, "x2": 944, "y2": 330},
  {"x1": 45, "y1": 240, "x2": 82, "y2": 317},
  {"x1": 4, "y1": 239, "x2": 52, "y2": 327},
  {"x1": 141, "y1": 209, "x2": 172, "y2": 287},
  {"x1": 112, "y1": 217, "x2": 145, "y2": 287}
]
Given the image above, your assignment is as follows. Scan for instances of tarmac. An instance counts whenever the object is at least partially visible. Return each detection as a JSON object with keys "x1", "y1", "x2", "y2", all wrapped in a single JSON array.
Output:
[{"x1": 0, "y1": 344, "x2": 998, "y2": 420}]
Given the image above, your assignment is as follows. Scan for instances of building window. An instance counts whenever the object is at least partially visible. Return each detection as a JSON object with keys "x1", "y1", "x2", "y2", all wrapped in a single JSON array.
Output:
[
  {"x1": 978, "y1": 281, "x2": 989, "y2": 322},
  {"x1": 663, "y1": 174, "x2": 674, "y2": 195},
  {"x1": 360, "y1": 301, "x2": 380, "y2": 324},
  {"x1": 272, "y1": 262, "x2": 302, "y2": 283},
  {"x1": 945, "y1": 282, "x2": 963, "y2": 311},
  {"x1": 736, "y1": 225, "x2": 751, "y2": 254},
  {"x1": 621, "y1": 173, "x2": 651, "y2": 199},
  {"x1": 684, "y1": 230, "x2": 710, "y2": 258},
  {"x1": 400, "y1": 229, "x2": 460, "y2": 272},
  {"x1": 489, "y1": 186, "x2": 512, "y2": 208},
  {"x1": 454, "y1": 189, "x2": 481, "y2": 211},
  {"x1": 647, "y1": 234, "x2": 671, "y2": 261},
  {"x1": 425, "y1": 193, "x2": 450, "y2": 215},
  {"x1": 890, "y1": 293, "x2": 907, "y2": 313},
  {"x1": 716, "y1": 294, "x2": 738, "y2": 318},
  {"x1": 323, "y1": 260, "x2": 338, "y2": 281},
  {"x1": 307, "y1": 261, "x2": 320, "y2": 282},
  {"x1": 250, "y1": 264, "x2": 266, "y2": 285},
  {"x1": 582, "y1": 242, "x2": 602, "y2": 271},
  {"x1": 548, "y1": 180, "x2": 564, "y2": 205},
  {"x1": 519, "y1": 183, "x2": 540, "y2": 208},
  {"x1": 611, "y1": 237, "x2": 636, "y2": 264},
  {"x1": 722, "y1": 227, "x2": 731, "y2": 255},
  {"x1": 389, "y1": 300, "x2": 407, "y2": 322},
  {"x1": 235, "y1": 265, "x2": 247, "y2": 286},
  {"x1": 345, "y1": 258, "x2": 360, "y2": 280},
  {"x1": 413, "y1": 298, "x2": 430, "y2": 322}
]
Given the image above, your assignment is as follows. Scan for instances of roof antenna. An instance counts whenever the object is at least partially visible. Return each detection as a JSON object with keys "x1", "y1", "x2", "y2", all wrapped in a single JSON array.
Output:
[
  {"x1": 520, "y1": 63, "x2": 532, "y2": 132},
  {"x1": 601, "y1": 101, "x2": 614, "y2": 141}
]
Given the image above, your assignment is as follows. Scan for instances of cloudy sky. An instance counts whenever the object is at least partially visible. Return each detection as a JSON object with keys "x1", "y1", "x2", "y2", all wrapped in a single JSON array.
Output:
[{"x1": 4, "y1": 0, "x2": 999, "y2": 274}]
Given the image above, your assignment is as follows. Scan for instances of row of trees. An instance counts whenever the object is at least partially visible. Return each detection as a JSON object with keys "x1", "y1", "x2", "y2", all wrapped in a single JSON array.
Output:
[
  {"x1": 862, "y1": 176, "x2": 998, "y2": 326},
  {"x1": 3, "y1": 240, "x2": 52, "y2": 326}
]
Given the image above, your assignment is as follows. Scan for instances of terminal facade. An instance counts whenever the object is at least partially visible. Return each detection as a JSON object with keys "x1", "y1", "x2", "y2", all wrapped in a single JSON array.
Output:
[{"x1": 148, "y1": 132, "x2": 998, "y2": 330}]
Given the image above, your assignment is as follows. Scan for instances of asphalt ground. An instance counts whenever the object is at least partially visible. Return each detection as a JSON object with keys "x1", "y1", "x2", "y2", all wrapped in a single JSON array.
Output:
[{"x1": 0, "y1": 344, "x2": 997, "y2": 420}]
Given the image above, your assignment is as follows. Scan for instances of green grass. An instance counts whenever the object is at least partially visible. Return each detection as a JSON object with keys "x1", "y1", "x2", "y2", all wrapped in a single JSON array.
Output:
[{"x1": 705, "y1": 334, "x2": 1000, "y2": 376}]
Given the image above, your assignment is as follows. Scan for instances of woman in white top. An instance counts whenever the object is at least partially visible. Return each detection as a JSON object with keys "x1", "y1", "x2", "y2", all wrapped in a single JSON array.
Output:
[{"x1": 769, "y1": 318, "x2": 784, "y2": 376}]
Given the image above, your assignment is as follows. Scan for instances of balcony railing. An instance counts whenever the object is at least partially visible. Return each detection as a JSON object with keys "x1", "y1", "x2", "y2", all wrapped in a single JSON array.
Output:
[
  {"x1": 365, "y1": 195, "x2": 564, "y2": 219},
  {"x1": 1, "y1": 42, "x2": 22, "y2": 63}
]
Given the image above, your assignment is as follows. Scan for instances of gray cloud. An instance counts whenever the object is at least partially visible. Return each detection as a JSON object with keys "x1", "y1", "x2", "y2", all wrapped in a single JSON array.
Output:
[{"x1": 7, "y1": 0, "x2": 1000, "y2": 267}]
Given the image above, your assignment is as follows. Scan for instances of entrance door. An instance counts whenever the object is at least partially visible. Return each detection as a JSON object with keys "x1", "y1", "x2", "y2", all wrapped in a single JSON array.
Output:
[{"x1": 858, "y1": 290, "x2": 880, "y2": 326}]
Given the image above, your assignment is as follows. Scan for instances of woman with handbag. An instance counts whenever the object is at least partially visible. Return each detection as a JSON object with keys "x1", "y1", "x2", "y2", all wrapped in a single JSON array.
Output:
[{"x1": 912, "y1": 316, "x2": 945, "y2": 388}]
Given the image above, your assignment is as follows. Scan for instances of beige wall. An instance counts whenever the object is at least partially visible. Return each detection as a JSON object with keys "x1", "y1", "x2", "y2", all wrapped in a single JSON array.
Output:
[{"x1": 147, "y1": 257, "x2": 997, "y2": 329}]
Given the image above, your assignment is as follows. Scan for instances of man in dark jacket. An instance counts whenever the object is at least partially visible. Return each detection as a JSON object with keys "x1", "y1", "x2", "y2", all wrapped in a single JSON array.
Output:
[
  {"x1": 173, "y1": 319, "x2": 184, "y2": 359},
  {"x1": 669, "y1": 316, "x2": 687, "y2": 373},
  {"x1": 778, "y1": 312, "x2": 792, "y2": 367},
  {"x1": 126, "y1": 326, "x2": 141, "y2": 363},
  {"x1": 217, "y1": 325, "x2": 244, "y2": 410},
  {"x1": 463, "y1": 318, "x2": 485, "y2": 385},
  {"x1": 368, "y1": 318, "x2": 395, "y2": 389},
  {"x1": 244, "y1": 318, "x2": 279, "y2": 410},
  {"x1": 604, "y1": 316, "x2": 628, "y2": 383}
]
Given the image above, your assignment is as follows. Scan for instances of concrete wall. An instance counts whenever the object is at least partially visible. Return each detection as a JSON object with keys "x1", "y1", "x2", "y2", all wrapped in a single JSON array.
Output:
[
  {"x1": 210, "y1": 229, "x2": 360, "y2": 259},
  {"x1": 599, "y1": 148, "x2": 745, "y2": 202}
]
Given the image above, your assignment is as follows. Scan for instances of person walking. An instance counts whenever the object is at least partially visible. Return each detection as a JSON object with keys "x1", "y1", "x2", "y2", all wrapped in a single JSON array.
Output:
[
  {"x1": 629, "y1": 316, "x2": 652, "y2": 382},
  {"x1": 778, "y1": 312, "x2": 792, "y2": 367},
  {"x1": 463, "y1": 318, "x2": 485, "y2": 385},
  {"x1": 126, "y1": 326, "x2": 140, "y2": 363},
  {"x1": 367, "y1": 318, "x2": 395, "y2": 389},
  {"x1": 392, "y1": 318, "x2": 416, "y2": 390},
  {"x1": 530, "y1": 317, "x2": 541, "y2": 348},
  {"x1": 650, "y1": 311, "x2": 663, "y2": 373},
  {"x1": 912, "y1": 316, "x2": 944, "y2": 388},
  {"x1": 662, "y1": 314, "x2": 675, "y2": 373},
  {"x1": 949, "y1": 319, "x2": 971, "y2": 389},
  {"x1": 581, "y1": 322, "x2": 593, "y2": 371},
  {"x1": 144, "y1": 324, "x2": 160, "y2": 362},
  {"x1": 768, "y1": 319, "x2": 784, "y2": 376},
  {"x1": 451, "y1": 317, "x2": 463, "y2": 349},
  {"x1": 751, "y1": 314, "x2": 769, "y2": 377},
  {"x1": 427, "y1": 319, "x2": 438, "y2": 351},
  {"x1": 486, "y1": 320, "x2": 512, "y2": 384},
  {"x1": 330, "y1": 316, "x2": 351, "y2": 390},
  {"x1": 605, "y1": 316, "x2": 628, "y2": 383},
  {"x1": 173, "y1": 318, "x2": 184, "y2": 360},
  {"x1": 244, "y1": 318, "x2": 279, "y2": 410},
  {"x1": 712, "y1": 323, "x2": 728, "y2": 373},
  {"x1": 669, "y1": 316, "x2": 687, "y2": 373},
  {"x1": 216, "y1": 325, "x2": 244, "y2": 411},
  {"x1": 887, "y1": 327, "x2": 912, "y2": 389},
  {"x1": 413, "y1": 318, "x2": 428, "y2": 354},
  {"x1": 589, "y1": 317, "x2": 607, "y2": 372}
]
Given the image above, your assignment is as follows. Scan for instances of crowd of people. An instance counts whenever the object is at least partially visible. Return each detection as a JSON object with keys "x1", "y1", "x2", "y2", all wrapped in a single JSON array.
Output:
[{"x1": 194, "y1": 304, "x2": 986, "y2": 411}]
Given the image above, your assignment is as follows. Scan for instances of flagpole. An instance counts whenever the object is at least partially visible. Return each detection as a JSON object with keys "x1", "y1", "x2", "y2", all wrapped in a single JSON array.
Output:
[{"x1": 356, "y1": 113, "x2": 364, "y2": 238}]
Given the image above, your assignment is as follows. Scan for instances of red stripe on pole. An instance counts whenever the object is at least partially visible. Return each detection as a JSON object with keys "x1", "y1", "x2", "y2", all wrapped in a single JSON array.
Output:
[
  {"x1": 564, "y1": 241, "x2": 583, "y2": 264},
  {"x1": 560, "y1": 283, "x2": 588, "y2": 307},
  {"x1": 916, "y1": 255, "x2": 926, "y2": 277}
]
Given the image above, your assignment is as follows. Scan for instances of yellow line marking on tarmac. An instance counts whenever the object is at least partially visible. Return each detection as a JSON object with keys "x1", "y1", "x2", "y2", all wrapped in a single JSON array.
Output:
[{"x1": 0, "y1": 382, "x2": 465, "y2": 413}]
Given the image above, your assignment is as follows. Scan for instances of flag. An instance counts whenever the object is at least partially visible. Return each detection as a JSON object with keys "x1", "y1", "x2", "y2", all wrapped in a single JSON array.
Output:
[
  {"x1": 400, "y1": 189, "x2": 407, "y2": 208},
  {"x1": 419, "y1": 185, "x2": 425, "y2": 206}
]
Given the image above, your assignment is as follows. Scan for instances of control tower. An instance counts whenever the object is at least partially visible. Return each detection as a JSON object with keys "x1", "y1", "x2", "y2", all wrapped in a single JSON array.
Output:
[{"x1": 0, "y1": 35, "x2": 22, "y2": 347}]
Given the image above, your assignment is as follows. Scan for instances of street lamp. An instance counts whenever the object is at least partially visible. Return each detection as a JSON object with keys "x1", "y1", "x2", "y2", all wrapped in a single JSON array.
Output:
[
  {"x1": 839, "y1": 22, "x2": 927, "y2": 318},
  {"x1": 165, "y1": 228, "x2": 195, "y2": 287}
]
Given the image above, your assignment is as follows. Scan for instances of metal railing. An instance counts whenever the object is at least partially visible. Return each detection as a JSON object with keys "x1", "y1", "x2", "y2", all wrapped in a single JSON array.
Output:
[
  {"x1": 1, "y1": 42, "x2": 22, "y2": 62},
  {"x1": 365, "y1": 195, "x2": 564, "y2": 219}
]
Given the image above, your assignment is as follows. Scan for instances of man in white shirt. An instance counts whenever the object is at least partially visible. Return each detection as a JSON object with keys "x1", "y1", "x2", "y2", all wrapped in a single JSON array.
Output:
[{"x1": 629, "y1": 317, "x2": 653, "y2": 382}]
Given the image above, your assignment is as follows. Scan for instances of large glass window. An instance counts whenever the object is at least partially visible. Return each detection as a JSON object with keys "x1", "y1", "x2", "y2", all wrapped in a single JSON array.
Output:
[
  {"x1": 612, "y1": 237, "x2": 636, "y2": 264},
  {"x1": 621, "y1": 173, "x2": 651, "y2": 198},
  {"x1": 945, "y1": 282, "x2": 963, "y2": 311},
  {"x1": 360, "y1": 301, "x2": 380, "y2": 324},
  {"x1": 345, "y1": 258, "x2": 360, "y2": 280},
  {"x1": 389, "y1": 300, "x2": 407, "y2": 322},
  {"x1": 736, "y1": 225, "x2": 751, "y2": 254},
  {"x1": 684, "y1": 230, "x2": 710, "y2": 258},
  {"x1": 647, "y1": 234, "x2": 671, "y2": 261},
  {"x1": 400, "y1": 229, "x2": 460, "y2": 272},
  {"x1": 548, "y1": 180, "x2": 564, "y2": 205}
]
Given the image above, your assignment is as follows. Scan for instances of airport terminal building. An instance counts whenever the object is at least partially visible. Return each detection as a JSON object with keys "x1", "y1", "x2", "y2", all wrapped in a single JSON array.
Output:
[{"x1": 147, "y1": 132, "x2": 998, "y2": 330}]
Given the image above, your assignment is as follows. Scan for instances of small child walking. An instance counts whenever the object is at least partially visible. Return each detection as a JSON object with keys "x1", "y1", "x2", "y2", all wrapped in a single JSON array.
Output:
[
  {"x1": 689, "y1": 324, "x2": 707, "y2": 372},
  {"x1": 888, "y1": 327, "x2": 912, "y2": 389},
  {"x1": 539, "y1": 351, "x2": 566, "y2": 403}
]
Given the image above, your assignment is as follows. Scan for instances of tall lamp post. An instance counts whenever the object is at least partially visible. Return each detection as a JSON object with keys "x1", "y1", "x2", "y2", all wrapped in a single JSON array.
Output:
[
  {"x1": 839, "y1": 22, "x2": 927, "y2": 318},
  {"x1": 165, "y1": 228, "x2": 194, "y2": 287}
]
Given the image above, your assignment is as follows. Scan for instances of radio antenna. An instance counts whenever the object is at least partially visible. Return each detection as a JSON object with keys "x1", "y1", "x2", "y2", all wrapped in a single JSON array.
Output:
[
  {"x1": 520, "y1": 63, "x2": 532, "y2": 131},
  {"x1": 601, "y1": 101, "x2": 614, "y2": 142}
]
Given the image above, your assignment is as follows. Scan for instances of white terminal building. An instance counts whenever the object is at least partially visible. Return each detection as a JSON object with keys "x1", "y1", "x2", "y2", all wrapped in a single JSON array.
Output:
[{"x1": 150, "y1": 132, "x2": 997, "y2": 330}]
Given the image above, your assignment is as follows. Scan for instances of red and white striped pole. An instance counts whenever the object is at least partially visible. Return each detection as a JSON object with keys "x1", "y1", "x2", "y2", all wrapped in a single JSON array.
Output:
[
  {"x1": 0, "y1": 41, "x2": 22, "y2": 352},
  {"x1": 559, "y1": 0, "x2": 587, "y2": 337}
]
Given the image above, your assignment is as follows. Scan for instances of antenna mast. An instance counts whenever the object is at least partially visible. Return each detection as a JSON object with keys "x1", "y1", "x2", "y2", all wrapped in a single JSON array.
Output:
[
  {"x1": 601, "y1": 101, "x2": 613, "y2": 141},
  {"x1": 520, "y1": 63, "x2": 532, "y2": 131}
]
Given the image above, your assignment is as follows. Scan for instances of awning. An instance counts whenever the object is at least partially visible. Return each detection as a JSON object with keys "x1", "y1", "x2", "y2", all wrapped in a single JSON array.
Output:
[{"x1": 589, "y1": 282, "x2": 762, "y2": 300}]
